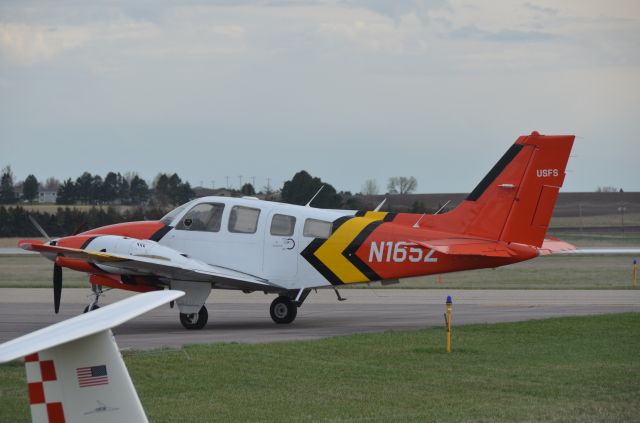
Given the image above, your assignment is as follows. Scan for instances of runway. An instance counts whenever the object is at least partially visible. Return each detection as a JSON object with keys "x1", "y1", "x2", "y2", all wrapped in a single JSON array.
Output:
[{"x1": 1, "y1": 288, "x2": 638, "y2": 350}]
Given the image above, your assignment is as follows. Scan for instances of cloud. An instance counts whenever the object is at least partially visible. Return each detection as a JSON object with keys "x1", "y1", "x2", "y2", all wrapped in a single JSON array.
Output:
[
  {"x1": 449, "y1": 25, "x2": 557, "y2": 43},
  {"x1": 524, "y1": 2, "x2": 559, "y2": 16},
  {"x1": 344, "y1": 0, "x2": 450, "y2": 23},
  {"x1": 0, "y1": 19, "x2": 158, "y2": 65},
  {"x1": 0, "y1": 24, "x2": 91, "y2": 65}
]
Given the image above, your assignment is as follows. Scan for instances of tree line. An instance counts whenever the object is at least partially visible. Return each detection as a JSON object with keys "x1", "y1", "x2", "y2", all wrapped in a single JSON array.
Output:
[
  {"x1": 0, "y1": 206, "x2": 168, "y2": 238},
  {"x1": 0, "y1": 164, "x2": 428, "y2": 236},
  {"x1": 0, "y1": 166, "x2": 194, "y2": 207}
]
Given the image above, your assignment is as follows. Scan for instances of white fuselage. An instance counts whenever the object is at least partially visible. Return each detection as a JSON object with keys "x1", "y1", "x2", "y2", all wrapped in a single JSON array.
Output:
[{"x1": 158, "y1": 196, "x2": 354, "y2": 290}]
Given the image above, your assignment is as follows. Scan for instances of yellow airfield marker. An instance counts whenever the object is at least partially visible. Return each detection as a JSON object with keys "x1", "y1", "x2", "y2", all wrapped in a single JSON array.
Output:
[{"x1": 444, "y1": 296, "x2": 453, "y2": 353}]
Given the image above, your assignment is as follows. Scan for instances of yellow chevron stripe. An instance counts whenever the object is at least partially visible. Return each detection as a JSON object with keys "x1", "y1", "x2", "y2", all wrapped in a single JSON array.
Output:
[
  {"x1": 362, "y1": 211, "x2": 389, "y2": 220},
  {"x1": 313, "y1": 212, "x2": 388, "y2": 283}
]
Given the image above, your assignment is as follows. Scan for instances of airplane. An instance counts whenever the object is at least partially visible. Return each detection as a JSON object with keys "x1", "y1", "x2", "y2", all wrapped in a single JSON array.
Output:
[
  {"x1": 0, "y1": 290, "x2": 183, "y2": 423},
  {"x1": 19, "y1": 131, "x2": 576, "y2": 330}
]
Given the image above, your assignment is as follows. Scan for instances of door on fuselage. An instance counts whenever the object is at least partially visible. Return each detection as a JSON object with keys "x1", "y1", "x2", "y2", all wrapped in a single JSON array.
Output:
[{"x1": 263, "y1": 211, "x2": 298, "y2": 281}]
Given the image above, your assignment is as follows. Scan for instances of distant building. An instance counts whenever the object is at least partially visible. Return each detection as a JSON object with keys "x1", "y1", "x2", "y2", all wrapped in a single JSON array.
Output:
[{"x1": 38, "y1": 189, "x2": 58, "y2": 203}]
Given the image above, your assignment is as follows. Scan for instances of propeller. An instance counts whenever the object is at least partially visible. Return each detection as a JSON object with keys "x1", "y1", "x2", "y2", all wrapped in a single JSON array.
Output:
[
  {"x1": 28, "y1": 215, "x2": 51, "y2": 240},
  {"x1": 28, "y1": 215, "x2": 64, "y2": 313},
  {"x1": 53, "y1": 263, "x2": 62, "y2": 314}
]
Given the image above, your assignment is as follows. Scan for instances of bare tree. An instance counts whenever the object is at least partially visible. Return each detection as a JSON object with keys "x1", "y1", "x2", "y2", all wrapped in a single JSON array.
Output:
[
  {"x1": 596, "y1": 186, "x2": 619, "y2": 193},
  {"x1": 362, "y1": 179, "x2": 379, "y2": 196},
  {"x1": 43, "y1": 177, "x2": 60, "y2": 190},
  {"x1": 387, "y1": 176, "x2": 417, "y2": 195}
]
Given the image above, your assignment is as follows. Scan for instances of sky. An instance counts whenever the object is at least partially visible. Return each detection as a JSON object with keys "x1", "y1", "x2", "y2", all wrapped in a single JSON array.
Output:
[{"x1": 1, "y1": 0, "x2": 639, "y2": 194}]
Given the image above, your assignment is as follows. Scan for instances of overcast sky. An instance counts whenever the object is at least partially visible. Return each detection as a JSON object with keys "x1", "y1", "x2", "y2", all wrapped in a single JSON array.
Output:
[{"x1": 1, "y1": 0, "x2": 638, "y2": 194}]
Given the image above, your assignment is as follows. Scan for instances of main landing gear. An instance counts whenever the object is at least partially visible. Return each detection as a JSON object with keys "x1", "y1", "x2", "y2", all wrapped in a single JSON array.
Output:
[
  {"x1": 270, "y1": 296, "x2": 297, "y2": 324},
  {"x1": 180, "y1": 305, "x2": 208, "y2": 330},
  {"x1": 269, "y1": 289, "x2": 311, "y2": 324}
]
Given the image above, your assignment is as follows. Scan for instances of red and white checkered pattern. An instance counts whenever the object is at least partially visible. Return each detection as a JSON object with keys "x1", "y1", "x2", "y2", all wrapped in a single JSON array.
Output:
[{"x1": 24, "y1": 353, "x2": 66, "y2": 423}]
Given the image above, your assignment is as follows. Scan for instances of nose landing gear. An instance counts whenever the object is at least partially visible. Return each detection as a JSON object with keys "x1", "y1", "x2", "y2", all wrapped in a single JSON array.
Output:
[{"x1": 83, "y1": 284, "x2": 104, "y2": 313}]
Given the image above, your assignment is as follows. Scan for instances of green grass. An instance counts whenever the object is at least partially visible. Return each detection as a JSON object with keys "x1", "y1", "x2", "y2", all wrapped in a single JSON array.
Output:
[
  {"x1": 366, "y1": 254, "x2": 639, "y2": 289},
  {"x1": 1, "y1": 253, "x2": 638, "y2": 289},
  {"x1": 550, "y1": 212, "x2": 640, "y2": 228},
  {"x1": 0, "y1": 255, "x2": 87, "y2": 288},
  {"x1": 1, "y1": 313, "x2": 639, "y2": 422},
  {"x1": 548, "y1": 231, "x2": 640, "y2": 247}
]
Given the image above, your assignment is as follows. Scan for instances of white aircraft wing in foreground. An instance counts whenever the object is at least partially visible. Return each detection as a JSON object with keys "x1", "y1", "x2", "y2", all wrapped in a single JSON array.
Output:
[{"x1": 0, "y1": 290, "x2": 184, "y2": 423}]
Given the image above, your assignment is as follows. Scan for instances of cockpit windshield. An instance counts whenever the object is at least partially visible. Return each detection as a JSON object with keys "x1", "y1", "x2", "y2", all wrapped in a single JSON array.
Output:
[{"x1": 160, "y1": 202, "x2": 190, "y2": 225}]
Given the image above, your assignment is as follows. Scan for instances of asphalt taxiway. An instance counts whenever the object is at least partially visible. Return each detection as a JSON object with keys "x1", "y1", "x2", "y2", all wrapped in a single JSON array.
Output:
[{"x1": 0, "y1": 288, "x2": 638, "y2": 349}]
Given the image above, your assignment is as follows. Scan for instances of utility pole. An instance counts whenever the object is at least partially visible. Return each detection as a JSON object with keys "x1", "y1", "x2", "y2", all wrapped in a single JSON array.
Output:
[
  {"x1": 618, "y1": 205, "x2": 626, "y2": 234},
  {"x1": 225, "y1": 176, "x2": 229, "y2": 189},
  {"x1": 238, "y1": 175, "x2": 243, "y2": 189}
]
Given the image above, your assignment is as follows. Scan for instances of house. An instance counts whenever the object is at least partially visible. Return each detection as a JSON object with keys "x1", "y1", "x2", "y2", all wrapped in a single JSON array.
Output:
[{"x1": 38, "y1": 189, "x2": 58, "y2": 203}]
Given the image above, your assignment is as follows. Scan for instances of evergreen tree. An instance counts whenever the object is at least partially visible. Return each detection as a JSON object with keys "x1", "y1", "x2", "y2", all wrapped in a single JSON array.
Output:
[
  {"x1": 102, "y1": 172, "x2": 119, "y2": 203},
  {"x1": 117, "y1": 173, "x2": 130, "y2": 204},
  {"x1": 56, "y1": 178, "x2": 77, "y2": 204},
  {"x1": 130, "y1": 175, "x2": 149, "y2": 204},
  {"x1": 0, "y1": 166, "x2": 16, "y2": 204},
  {"x1": 281, "y1": 170, "x2": 341, "y2": 208},
  {"x1": 153, "y1": 173, "x2": 170, "y2": 206},
  {"x1": 23, "y1": 174, "x2": 39, "y2": 202},
  {"x1": 241, "y1": 183, "x2": 256, "y2": 196}
]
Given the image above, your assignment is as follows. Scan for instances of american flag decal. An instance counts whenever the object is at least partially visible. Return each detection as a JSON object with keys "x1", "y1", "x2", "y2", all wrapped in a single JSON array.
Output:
[{"x1": 76, "y1": 365, "x2": 109, "y2": 388}]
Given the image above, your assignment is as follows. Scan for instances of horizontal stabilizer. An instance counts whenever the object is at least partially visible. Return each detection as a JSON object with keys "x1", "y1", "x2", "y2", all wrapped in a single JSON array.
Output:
[
  {"x1": 537, "y1": 237, "x2": 577, "y2": 256},
  {"x1": 410, "y1": 239, "x2": 516, "y2": 258}
]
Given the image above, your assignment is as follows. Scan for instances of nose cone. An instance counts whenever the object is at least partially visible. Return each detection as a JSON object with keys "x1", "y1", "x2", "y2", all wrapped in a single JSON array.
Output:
[{"x1": 81, "y1": 221, "x2": 169, "y2": 241}]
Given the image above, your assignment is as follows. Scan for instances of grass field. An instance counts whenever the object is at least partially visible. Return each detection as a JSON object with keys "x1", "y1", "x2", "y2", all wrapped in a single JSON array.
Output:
[
  {"x1": 1, "y1": 313, "x2": 638, "y2": 422},
  {"x1": 550, "y1": 212, "x2": 640, "y2": 228},
  {"x1": 546, "y1": 231, "x2": 640, "y2": 247},
  {"x1": 1, "y1": 253, "x2": 637, "y2": 290}
]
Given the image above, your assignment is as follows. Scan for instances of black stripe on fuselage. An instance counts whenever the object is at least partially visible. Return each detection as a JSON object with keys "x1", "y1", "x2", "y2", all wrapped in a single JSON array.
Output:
[
  {"x1": 466, "y1": 143, "x2": 524, "y2": 201},
  {"x1": 300, "y1": 238, "x2": 343, "y2": 286},
  {"x1": 342, "y1": 220, "x2": 384, "y2": 281},
  {"x1": 80, "y1": 236, "x2": 98, "y2": 249},
  {"x1": 149, "y1": 225, "x2": 173, "y2": 241}
]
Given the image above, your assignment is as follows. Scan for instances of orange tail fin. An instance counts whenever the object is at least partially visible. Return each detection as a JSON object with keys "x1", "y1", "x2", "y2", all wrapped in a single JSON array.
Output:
[{"x1": 429, "y1": 132, "x2": 575, "y2": 247}]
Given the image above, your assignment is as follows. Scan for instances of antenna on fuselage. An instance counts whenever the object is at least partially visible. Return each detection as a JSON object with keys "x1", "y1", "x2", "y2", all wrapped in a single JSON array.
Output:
[
  {"x1": 434, "y1": 200, "x2": 451, "y2": 215},
  {"x1": 412, "y1": 200, "x2": 451, "y2": 228},
  {"x1": 373, "y1": 198, "x2": 386, "y2": 212},
  {"x1": 305, "y1": 185, "x2": 325, "y2": 207}
]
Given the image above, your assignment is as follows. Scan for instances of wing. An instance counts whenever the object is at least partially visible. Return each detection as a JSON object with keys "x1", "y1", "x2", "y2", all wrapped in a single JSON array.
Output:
[{"x1": 20, "y1": 240, "x2": 280, "y2": 291}]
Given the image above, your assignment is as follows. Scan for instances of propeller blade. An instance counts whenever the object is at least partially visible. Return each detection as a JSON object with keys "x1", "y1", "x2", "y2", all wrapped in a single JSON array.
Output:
[
  {"x1": 28, "y1": 215, "x2": 51, "y2": 241},
  {"x1": 71, "y1": 220, "x2": 87, "y2": 236},
  {"x1": 53, "y1": 264, "x2": 62, "y2": 314}
]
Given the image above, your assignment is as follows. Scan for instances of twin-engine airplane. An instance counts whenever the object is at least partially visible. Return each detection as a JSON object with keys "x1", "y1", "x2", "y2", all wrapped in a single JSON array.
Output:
[{"x1": 20, "y1": 132, "x2": 575, "y2": 329}]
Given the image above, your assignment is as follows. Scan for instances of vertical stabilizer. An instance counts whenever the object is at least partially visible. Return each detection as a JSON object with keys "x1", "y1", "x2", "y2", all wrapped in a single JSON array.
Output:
[{"x1": 428, "y1": 132, "x2": 574, "y2": 247}]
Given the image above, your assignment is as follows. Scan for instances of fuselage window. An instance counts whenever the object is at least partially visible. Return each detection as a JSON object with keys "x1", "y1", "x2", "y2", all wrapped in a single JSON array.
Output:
[
  {"x1": 229, "y1": 206, "x2": 261, "y2": 234},
  {"x1": 270, "y1": 214, "x2": 296, "y2": 236},
  {"x1": 303, "y1": 219, "x2": 332, "y2": 239},
  {"x1": 176, "y1": 203, "x2": 225, "y2": 232}
]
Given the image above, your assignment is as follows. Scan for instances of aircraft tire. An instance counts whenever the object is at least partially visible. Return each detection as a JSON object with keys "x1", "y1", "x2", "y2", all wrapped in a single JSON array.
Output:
[
  {"x1": 270, "y1": 296, "x2": 297, "y2": 324},
  {"x1": 82, "y1": 304, "x2": 100, "y2": 313},
  {"x1": 179, "y1": 305, "x2": 208, "y2": 330}
]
